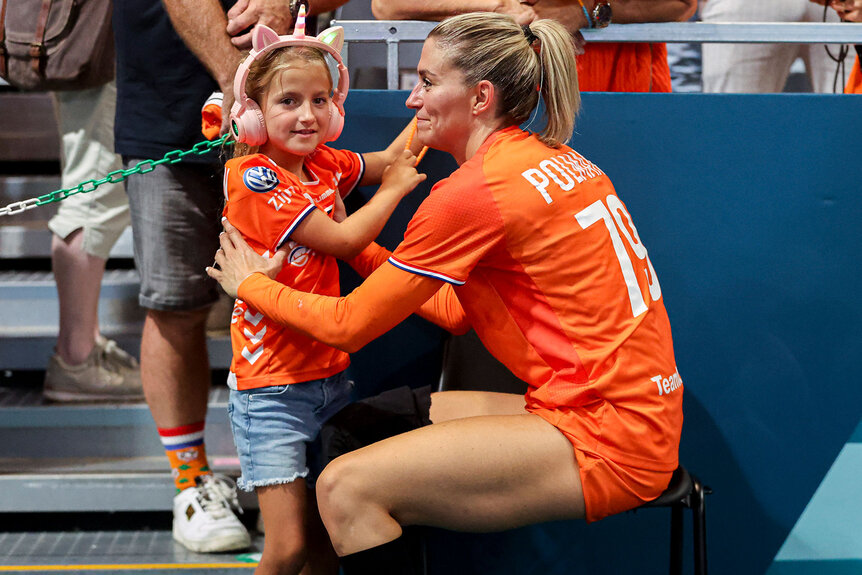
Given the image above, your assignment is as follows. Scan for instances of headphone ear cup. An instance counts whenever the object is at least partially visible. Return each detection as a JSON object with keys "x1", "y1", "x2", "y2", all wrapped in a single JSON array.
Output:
[
  {"x1": 324, "y1": 101, "x2": 345, "y2": 143},
  {"x1": 231, "y1": 98, "x2": 267, "y2": 146}
]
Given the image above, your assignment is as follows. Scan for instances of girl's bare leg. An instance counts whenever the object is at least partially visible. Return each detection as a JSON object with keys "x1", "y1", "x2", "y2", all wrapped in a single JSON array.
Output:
[
  {"x1": 255, "y1": 482, "x2": 311, "y2": 575},
  {"x1": 302, "y1": 488, "x2": 339, "y2": 575},
  {"x1": 316, "y1": 410, "x2": 584, "y2": 556}
]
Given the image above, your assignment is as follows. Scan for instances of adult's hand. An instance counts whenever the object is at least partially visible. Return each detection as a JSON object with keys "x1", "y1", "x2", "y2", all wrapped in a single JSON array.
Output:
[
  {"x1": 206, "y1": 220, "x2": 287, "y2": 298},
  {"x1": 226, "y1": 0, "x2": 295, "y2": 49},
  {"x1": 818, "y1": 0, "x2": 862, "y2": 21},
  {"x1": 527, "y1": 0, "x2": 590, "y2": 32},
  {"x1": 498, "y1": 0, "x2": 538, "y2": 25}
]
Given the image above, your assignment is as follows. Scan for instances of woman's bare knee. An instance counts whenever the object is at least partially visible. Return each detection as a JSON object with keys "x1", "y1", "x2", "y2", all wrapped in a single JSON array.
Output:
[
  {"x1": 316, "y1": 455, "x2": 368, "y2": 549},
  {"x1": 316, "y1": 452, "x2": 402, "y2": 555}
]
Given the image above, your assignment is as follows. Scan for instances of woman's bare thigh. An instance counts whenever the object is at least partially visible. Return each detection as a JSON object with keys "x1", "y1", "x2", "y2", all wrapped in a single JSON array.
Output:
[
  {"x1": 340, "y1": 412, "x2": 585, "y2": 532},
  {"x1": 429, "y1": 390, "x2": 526, "y2": 423}
]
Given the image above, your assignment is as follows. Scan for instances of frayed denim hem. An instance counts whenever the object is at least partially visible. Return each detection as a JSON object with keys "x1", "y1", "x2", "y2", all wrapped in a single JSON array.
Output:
[{"x1": 238, "y1": 471, "x2": 308, "y2": 492}]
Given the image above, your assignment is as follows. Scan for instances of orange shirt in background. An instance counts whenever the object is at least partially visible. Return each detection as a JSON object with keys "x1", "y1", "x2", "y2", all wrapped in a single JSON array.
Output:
[
  {"x1": 845, "y1": 55, "x2": 862, "y2": 94},
  {"x1": 577, "y1": 42, "x2": 672, "y2": 92}
]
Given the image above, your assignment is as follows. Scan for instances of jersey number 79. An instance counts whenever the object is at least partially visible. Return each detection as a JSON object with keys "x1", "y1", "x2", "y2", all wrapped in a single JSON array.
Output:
[{"x1": 575, "y1": 195, "x2": 662, "y2": 318}]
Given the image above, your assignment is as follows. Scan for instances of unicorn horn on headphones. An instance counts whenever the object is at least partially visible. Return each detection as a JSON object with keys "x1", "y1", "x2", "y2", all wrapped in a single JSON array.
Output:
[{"x1": 294, "y1": 4, "x2": 307, "y2": 38}]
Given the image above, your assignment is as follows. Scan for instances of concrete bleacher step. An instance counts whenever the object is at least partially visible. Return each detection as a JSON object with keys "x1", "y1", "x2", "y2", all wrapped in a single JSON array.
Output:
[
  {"x1": 0, "y1": 269, "x2": 232, "y2": 370},
  {"x1": 0, "y1": 175, "x2": 132, "y2": 260},
  {"x1": 0, "y1": 175, "x2": 134, "y2": 260},
  {"x1": 0, "y1": 385, "x2": 253, "y2": 513}
]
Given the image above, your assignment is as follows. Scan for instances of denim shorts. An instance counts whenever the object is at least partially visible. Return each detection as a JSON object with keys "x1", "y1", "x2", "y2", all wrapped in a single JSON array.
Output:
[
  {"x1": 124, "y1": 159, "x2": 223, "y2": 311},
  {"x1": 227, "y1": 371, "x2": 354, "y2": 492}
]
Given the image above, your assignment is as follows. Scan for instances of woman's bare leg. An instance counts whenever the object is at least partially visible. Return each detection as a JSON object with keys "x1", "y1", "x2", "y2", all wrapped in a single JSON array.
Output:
[
  {"x1": 429, "y1": 391, "x2": 526, "y2": 423},
  {"x1": 316, "y1": 410, "x2": 584, "y2": 556}
]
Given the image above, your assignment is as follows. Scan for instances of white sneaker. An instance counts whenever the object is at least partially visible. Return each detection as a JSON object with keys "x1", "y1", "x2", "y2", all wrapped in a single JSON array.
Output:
[{"x1": 172, "y1": 474, "x2": 251, "y2": 553}]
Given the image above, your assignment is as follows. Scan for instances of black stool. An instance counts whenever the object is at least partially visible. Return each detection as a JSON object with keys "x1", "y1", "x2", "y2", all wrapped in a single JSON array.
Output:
[{"x1": 639, "y1": 465, "x2": 710, "y2": 575}]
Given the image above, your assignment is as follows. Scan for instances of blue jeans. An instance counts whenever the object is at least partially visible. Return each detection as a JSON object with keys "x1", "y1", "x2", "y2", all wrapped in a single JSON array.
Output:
[{"x1": 227, "y1": 371, "x2": 353, "y2": 492}]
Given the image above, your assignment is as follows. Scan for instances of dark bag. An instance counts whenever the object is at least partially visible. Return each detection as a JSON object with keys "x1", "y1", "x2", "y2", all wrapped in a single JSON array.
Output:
[
  {"x1": 0, "y1": 0, "x2": 114, "y2": 91},
  {"x1": 319, "y1": 385, "x2": 432, "y2": 468}
]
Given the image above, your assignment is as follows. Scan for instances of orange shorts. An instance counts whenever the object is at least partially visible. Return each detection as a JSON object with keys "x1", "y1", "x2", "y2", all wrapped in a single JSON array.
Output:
[
  {"x1": 571, "y1": 445, "x2": 674, "y2": 523},
  {"x1": 528, "y1": 406, "x2": 675, "y2": 523}
]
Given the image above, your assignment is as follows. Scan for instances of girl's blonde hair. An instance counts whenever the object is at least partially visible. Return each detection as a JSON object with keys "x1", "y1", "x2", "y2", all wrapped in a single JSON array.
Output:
[
  {"x1": 428, "y1": 12, "x2": 579, "y2": 147},
  {"x1": 232, "y1": 47, "x2": 332, "y2": 158}
]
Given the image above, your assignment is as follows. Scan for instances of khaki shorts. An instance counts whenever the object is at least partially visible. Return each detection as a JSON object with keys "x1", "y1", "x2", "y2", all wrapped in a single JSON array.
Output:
[{"x1": 47, "y1": 82, "x2": 130, "y2": 259}]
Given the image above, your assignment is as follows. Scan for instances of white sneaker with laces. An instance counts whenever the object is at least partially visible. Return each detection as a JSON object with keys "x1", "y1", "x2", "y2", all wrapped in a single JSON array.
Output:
[{"x1": 172, "y1": 474, "x2": 251, "y2": 553}]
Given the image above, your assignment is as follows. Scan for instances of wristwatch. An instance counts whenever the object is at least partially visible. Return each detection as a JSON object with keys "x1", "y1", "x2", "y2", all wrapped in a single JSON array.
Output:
[
  {"x1": 591, "y1": 1, "x2": 612, "y2": 29},
  {"x1": 576, "y1": 0, "x2": 612, "y2": 29}
]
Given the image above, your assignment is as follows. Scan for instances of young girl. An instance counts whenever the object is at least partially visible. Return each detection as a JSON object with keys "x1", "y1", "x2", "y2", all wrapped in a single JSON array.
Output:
[{"x1": 221, "y1": 13, "x2": 425, "y2": 575}]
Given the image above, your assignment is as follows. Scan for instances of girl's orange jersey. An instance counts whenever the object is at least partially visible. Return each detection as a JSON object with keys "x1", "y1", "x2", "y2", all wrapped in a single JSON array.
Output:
[
  {"x1": 223, "y1": 147, "x2": 364, "y2": 390},
  {"x1": 390, "y1": 126, "x2": 683, "y2": 472}
]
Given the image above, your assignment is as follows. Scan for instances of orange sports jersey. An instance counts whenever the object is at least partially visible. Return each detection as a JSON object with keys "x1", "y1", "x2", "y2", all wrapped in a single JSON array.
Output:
[
  {"x1": 391, "y1": 126, "x2": 683, "y2": 472},
  {"x1": 223, "y1": 147, "x2": 364, "y2": 390},
  {"x1": 578, "y1": 43, "x2": 672, "y2": 92}
]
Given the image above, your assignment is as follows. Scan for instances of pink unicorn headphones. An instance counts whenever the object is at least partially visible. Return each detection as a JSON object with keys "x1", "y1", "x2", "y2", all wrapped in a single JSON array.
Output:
[{"x1": 230, "y1": 6, "x2": 349, "y2": 147}]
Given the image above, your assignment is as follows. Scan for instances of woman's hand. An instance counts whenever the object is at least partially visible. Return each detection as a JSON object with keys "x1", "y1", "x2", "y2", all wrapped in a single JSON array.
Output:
[
  {"x1": 206, "y1": 219, "x2": 287, "y2": 298},
  {"x1": 380, "y1": 149, "x2": 427, "y2": 199}
]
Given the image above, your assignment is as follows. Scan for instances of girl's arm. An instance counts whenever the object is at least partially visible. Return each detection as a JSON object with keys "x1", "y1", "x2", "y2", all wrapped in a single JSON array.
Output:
[
  {"x1": 359, "y1": 119, "x2": 427, "y2": 186},
  {"x1": 208, "y1": 220, "x2": 444, "y2": 352},
  {"x1": 289, "y1": 150, "x2": 426, "y2": 260}
]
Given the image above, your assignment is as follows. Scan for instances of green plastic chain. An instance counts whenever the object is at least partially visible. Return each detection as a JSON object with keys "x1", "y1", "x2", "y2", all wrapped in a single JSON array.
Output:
[{"x1": 0, "y1": 136, "x2": 233, "y2": 218}]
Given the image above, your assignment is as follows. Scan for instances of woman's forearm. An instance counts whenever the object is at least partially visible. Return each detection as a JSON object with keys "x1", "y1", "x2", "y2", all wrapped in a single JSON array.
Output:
[
  {"x1": 238, "y1": 263, "x2": 443, "y2": 352},
  {"x1": 348, "y1": 244, "x2": 470, "y2": 334}
]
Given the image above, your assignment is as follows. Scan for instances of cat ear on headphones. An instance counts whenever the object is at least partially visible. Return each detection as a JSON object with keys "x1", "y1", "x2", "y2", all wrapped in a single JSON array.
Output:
[
  {"x1": 252, "y1": 25, "x2": 281, "y2": 52},
  {"x1": 316, "y1": 26, "x2": 344, "y2": 53}
]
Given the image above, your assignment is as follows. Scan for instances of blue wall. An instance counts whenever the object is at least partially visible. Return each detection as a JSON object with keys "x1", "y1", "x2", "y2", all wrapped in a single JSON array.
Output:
[{"x1": 337, "y1": 91, "x2": 862, "y2": 575}]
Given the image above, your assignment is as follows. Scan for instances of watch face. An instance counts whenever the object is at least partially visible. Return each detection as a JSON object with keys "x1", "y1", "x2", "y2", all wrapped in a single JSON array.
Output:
[{"x1": 593, "y1": 2, "x2": 612, "y2": 28}]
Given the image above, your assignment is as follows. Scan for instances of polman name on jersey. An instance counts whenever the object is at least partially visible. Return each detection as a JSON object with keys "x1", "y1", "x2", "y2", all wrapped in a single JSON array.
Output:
[{"x1": 521, "y1": 151, "x2": 605, "y2": 205}]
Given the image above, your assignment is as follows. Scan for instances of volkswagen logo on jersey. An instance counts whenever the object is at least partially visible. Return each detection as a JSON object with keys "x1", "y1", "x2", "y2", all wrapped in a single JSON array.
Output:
[{"x1": 243, "y1": 166, "x2": 280, "y2": 193}]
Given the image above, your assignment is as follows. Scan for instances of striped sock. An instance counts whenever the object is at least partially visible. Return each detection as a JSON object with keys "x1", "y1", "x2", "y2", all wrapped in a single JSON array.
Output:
[{"x1": 158, "y1": 422, "x2": 211, "y2": 493}]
